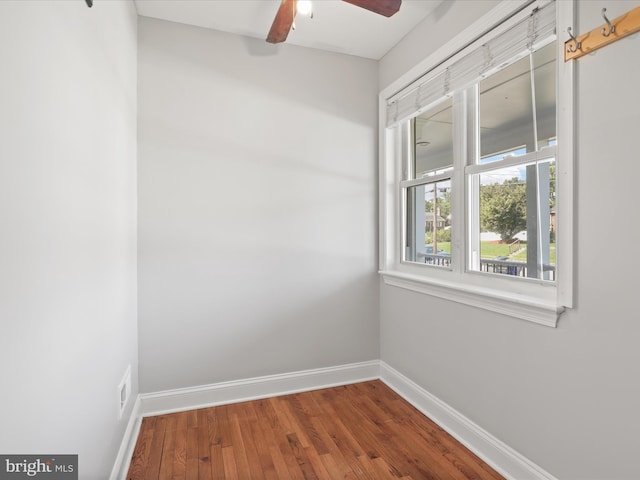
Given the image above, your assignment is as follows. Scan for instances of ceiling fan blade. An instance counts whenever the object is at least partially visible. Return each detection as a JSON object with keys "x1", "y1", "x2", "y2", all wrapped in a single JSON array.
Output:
[
  {"x1": 342, "y1": 0, "x2": 401, "y2": 17},
  {"x1": 266, "y1": 0, "x2": 297, "y2": 44}
]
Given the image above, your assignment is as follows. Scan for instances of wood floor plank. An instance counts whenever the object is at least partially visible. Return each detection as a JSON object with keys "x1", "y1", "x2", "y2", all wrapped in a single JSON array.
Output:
[
  {"x1": 185, "y1": 425, "x2": 199, "y2": 480},
  {"x1": 358, "y1": 455, "x2": 398, "y2": 480},
  {"x1": 266, "y1": 444, "x2": 290, "y2": 480},
  {"x1": 221, "y1": 447, "x2": 238, "y2": 480},
  {"x1": 286, "y1": 433, "x2": 319, "y2": 480},
  {"x1": 245, "y1": 405, "x2": 278, "y2": 480},
  {"x1": 187, "y1": 410, "x2": 198, "y2": 429},
  {"x1": 254, "y1": 399, "x2": 303, "y2": 480},
  {"x1": 274, "y1": 428, "x2": 307, "y2": 480},
  {"x1": 304, "y1": 445, "x2": 332, "y2": 479},
  {"x1": 197, "y1": 409, "x2": 213, "y2": 480},
  {"x1": 127, "y1": 417, "x2": 156, "y2": 480},
  {"x1": 206, "y1": 409, "x2": 225, "y2": 480},
  {"x1": 235, "y1": 403, "x2": 266, "y2": 480},
  {"x1": 303, "y1": 400, "x2": 373, "y2": 480},
  {"x1": 144, "y1": 416, "x2": 167, "y2": 480},
  {"x1": 207, "y1": 408, "x2": 222, "y2": 448},
  {"x1": 371, "y1": 456, "x2": 404, "y2": 479},
  {"x1": 253, "y1": 399, "x2": 280, "y2": 430},
  {"x1": 308, "y1": 414, "x2": 355, "y2": 477},
  {"x1": 332, "y1": 388, "x2": 391, "y2": 457},
  {"x1": 286, "y1": 394, "x2": 331, "y2": 455},
  {"x1": 317, "y1": 451, "x2": 348, "y2": 479},
  {"x1": 158, "y1": 415, "x2": 177, "y2": 480},
  {"x1": 227, "y1": 410, "x2": 252, "y2": 479},
  {"x1": 272, "y1": 396, "x2": 313, "y2": 450},
  {"x1": 314, "y1": 389, "x2": 367, "y2": 459},
  {"x1": 384, "y1": 412, "x2": 459, "y2": 480},
  {"x1": 171, "y1": 412, "x2": 188, "y2": 480},
  {"x1": 215, "y1": 405, "x2": 233, "y2": 449},
  {"x1": 209, "y1": 444, "x2": 225, "y2": 480},
  {"x1": 127, "y1": 381, "x2": 505, "y2": 480}
]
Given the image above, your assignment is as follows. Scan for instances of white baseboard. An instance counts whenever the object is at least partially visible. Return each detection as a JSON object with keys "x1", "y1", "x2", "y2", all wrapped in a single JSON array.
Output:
[
  {"x1": 110, "y1": 395, "x2": 142, "y2": 480},
  {"x1": 139, "y1": 360, "x2": 380, "y2": 417},
  {"x1": 379, "y1": 361, "x2": 558, "y2": 480}
]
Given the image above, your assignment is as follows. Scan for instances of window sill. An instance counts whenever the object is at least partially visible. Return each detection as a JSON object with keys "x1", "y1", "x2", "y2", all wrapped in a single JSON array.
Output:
[{"x1": 379, "y1": 270, "x2": 564, "y2": 327}]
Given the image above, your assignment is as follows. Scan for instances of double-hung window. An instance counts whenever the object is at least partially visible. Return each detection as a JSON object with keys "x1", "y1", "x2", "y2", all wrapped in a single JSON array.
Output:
[{"x1": 379, "y1": 0, "x2": 574, "y2": 326}]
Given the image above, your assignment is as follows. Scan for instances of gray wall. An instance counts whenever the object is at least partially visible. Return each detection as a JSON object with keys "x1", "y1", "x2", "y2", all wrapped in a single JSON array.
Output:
[
  {"x1": 0, "y1": 1, "x2": 138, "y2": 478},
  {"x1": 137, "y1": 18, "x2": 379, "y2": 393},
  {"x1": 379, "y1": 1, "x2": 640, "y2": 479}
]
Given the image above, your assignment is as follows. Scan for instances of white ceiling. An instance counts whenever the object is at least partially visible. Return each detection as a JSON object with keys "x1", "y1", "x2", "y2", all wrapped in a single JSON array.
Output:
[{"x1": 134, "y1": 0, "x2": 443, "y2": 60}]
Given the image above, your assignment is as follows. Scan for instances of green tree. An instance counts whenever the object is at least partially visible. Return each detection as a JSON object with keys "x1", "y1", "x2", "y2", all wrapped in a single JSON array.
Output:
[{"x1": 480, "y1": 178, "x2": 526, "y2": 242}]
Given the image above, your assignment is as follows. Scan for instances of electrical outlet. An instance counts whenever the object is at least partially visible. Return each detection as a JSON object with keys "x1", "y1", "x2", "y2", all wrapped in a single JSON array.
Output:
[{"x1": 118, "y1": 365, "x2": 132, "y2": 419}]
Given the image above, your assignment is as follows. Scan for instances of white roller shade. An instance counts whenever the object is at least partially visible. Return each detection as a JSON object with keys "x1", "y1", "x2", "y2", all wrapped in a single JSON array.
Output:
[{"x1": 386, "y1": 1, "x2": 556, "y2": 127}]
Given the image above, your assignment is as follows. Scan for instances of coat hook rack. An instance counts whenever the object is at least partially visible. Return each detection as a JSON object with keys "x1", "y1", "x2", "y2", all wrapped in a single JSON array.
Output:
[{"x1": 564, "y1": 5, "x2": 640, "y2": 61}]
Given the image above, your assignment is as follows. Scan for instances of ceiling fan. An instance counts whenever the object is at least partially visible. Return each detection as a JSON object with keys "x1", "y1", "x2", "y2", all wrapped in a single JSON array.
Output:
[{"x1": 266, "y1": 0, "x2": 402, "y2": 44}]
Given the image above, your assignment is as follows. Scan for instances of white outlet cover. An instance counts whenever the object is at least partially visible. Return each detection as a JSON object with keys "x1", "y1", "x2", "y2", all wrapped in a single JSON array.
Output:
[{"x1": 118, "y1": 365, "x2": 132, "y2": 419}]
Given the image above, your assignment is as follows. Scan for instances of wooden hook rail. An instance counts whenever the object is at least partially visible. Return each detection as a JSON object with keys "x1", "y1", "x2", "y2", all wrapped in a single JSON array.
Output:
[{"x1": 564, "y1": 5, "x2": 640, "y2": 61}]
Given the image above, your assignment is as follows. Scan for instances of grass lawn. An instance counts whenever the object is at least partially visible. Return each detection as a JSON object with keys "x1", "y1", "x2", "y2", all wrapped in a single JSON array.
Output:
[
  {"x1": 480, "y1": 242, "x2": 512, "y2": 258},
  {"x1": 431, "y1": 242, "x2": 451, "y2": 253},
  {"x1": 429, "y1": 241, "x2": 556, "y2": 264},
  {"x1": 511, "y1": 243, "x2": 556, "y2": 263}
]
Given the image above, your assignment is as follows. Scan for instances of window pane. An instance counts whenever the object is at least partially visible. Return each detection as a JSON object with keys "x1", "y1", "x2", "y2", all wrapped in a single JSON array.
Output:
[
  {"x1": 471, "y1": 159, "x2": 555, "y2": 281},
  {"x1": 479, "y1": 41, "x2": 557, "y2": 164},
  {"x1": 411, "y1": 98, "x2": 453, "y2": 178},
  {"x1": 532, "y1": 42, "x2": 556, "y2": 150},
  {"x1": 405, "y1": 180, "x2": 452, "y2": 266}
]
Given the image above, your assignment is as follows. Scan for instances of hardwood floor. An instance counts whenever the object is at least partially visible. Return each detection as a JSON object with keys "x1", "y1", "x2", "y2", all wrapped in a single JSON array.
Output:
[{"x1": 127, "y1": 380, "x2": 504, "y2": 480}]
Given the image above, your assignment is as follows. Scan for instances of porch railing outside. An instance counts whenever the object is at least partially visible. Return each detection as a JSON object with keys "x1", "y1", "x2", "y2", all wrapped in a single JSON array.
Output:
[{"x1": 418, "y1": 254, "x2": 556, "y2": 281}]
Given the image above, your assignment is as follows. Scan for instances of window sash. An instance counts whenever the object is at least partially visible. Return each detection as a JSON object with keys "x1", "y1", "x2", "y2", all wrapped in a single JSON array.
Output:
[
  {"x1": 467, "y1": 152, "x2": 556, "y2": 279},
  {"x1": 465, "y1": 146, "x2": 556, "y2": 176},
  {"x1": 401, "y1": 171, "x2": 452, "y2": 189},
  {"x1": 403, "y1": 177, "x2": 453, "y2": 266}
]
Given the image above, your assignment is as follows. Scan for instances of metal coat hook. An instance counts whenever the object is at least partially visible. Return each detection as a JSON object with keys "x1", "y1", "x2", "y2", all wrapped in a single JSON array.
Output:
[
  {"x1": 85, "y1": 0, "x2": 93, "y2": 7},
  {"x1": 601, "y1": 8, "x2": 615, "y2": 37},
  {"x1": 567, "y1": 27, "x2": 581, "y2": 53}
]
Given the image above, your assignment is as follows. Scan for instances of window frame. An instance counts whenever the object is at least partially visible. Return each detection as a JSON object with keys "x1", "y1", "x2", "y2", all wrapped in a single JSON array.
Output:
[{"x1": 378, "y1": 0, "x2": 574, "y2": 327}]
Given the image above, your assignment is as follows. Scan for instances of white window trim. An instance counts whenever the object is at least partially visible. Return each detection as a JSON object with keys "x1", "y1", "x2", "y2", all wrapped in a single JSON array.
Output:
[{"x1": 378, "y1": 0, "x2": 574, "y2": 327}]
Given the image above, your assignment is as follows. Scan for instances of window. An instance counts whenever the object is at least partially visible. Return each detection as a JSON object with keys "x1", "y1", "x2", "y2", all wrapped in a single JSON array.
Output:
[
  {"x1": 404, "y1": 98, "x2": 453, "y2": 266},
  {"x1": 379, "y1": 0, "x2": 574, "y2": 326},
  {"x1": 469, "y1": 41, "x2": 557, "y2": 282}
]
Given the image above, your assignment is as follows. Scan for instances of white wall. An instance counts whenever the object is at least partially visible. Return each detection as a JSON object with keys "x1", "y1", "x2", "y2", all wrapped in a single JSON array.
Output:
[
  {"x1": 138, "y1": 18, "x2": 379, "y2": 393},
  {"x1": 0, "y1": 1, "x2": 138, "y2": 478},
  {"x1": 379, "y1": 1, "x2": 640, "y2": 478}
]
